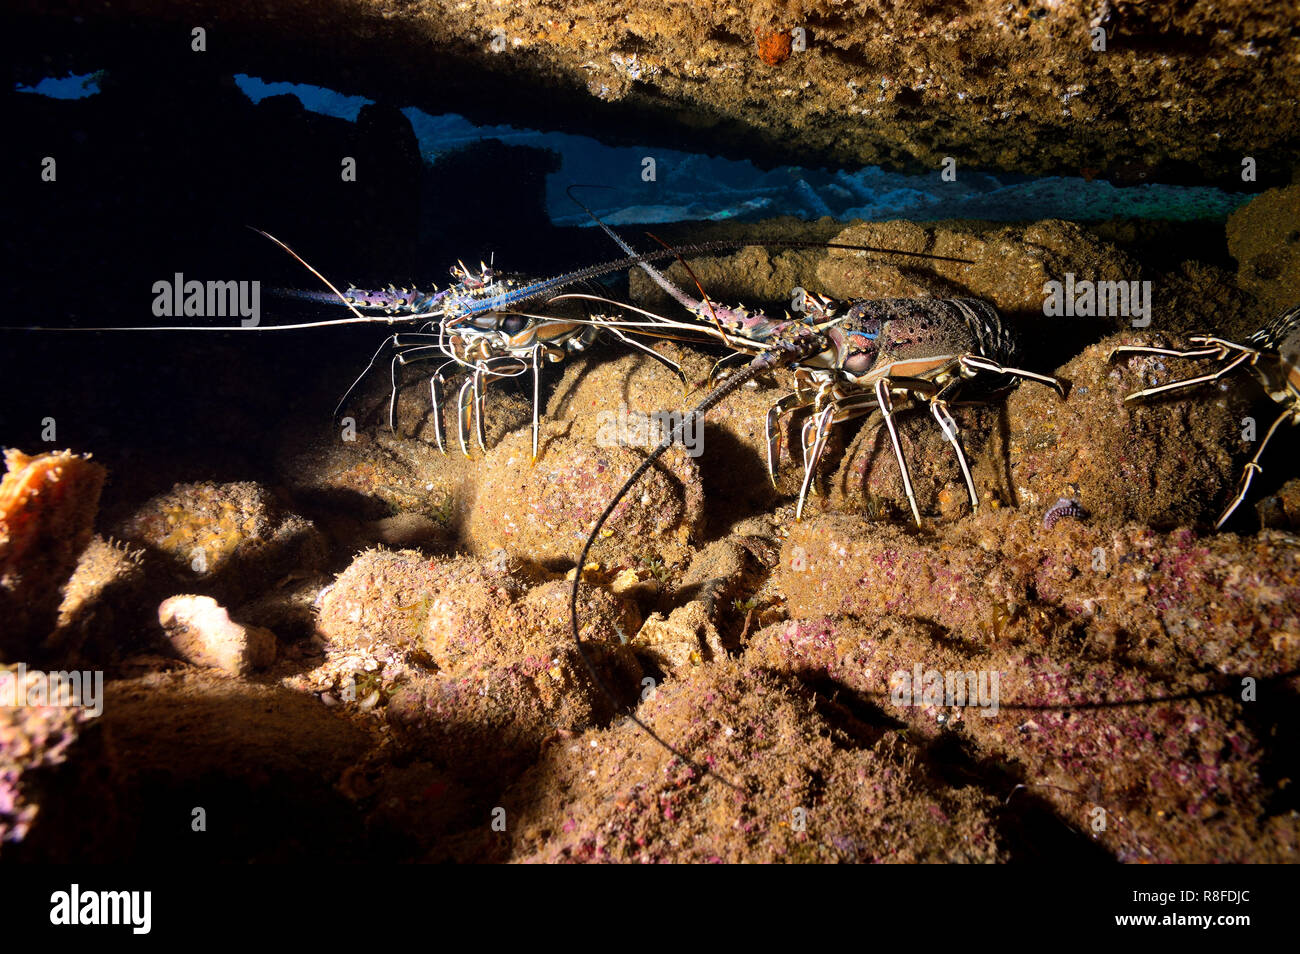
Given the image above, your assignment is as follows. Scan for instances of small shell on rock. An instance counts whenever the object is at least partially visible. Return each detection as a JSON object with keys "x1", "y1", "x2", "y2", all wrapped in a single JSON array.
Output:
[
  {"x1": 157, "y1": 594, "x2": 276, "y2": 675},
  {"x1": 1043, "y1": 498, "x2": 1088, "y2": 530}
]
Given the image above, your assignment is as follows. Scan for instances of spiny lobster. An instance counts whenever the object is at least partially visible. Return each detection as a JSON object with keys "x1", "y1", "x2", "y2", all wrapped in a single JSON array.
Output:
[
  {"x1": 266, "y1": 226, "x2": 986, "y2": 461},
  {"x1": 1109, "y1": 304, "x2": 1300, "y2": 528},
  {"x1": 258, "y1": 231, "x2": 692, "y2": 462},
  {"x1": 19, "y1": 229, "x2": 940, "y2": 463},
  {"x1": 556, "y1": 191, "x2": 1069, "y2": 525}
]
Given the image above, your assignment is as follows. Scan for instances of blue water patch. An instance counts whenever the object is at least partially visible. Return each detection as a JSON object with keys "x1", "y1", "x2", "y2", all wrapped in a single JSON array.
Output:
[
  {"x1": 228, "y1": 75, "x2": 1253, "y2": 225},
  {"x1": 233, "y1": 74, "x2": 374, "y2": 122},
  {"x1": 14, "y1": 71, "x2": 103, "y2": 99},
  {"x1": 399, "y1": 109, "x2": 1252, "y2": 226}
]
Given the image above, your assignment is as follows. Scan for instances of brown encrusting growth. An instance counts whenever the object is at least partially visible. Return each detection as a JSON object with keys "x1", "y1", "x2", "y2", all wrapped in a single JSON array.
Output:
[
  {"x1": 462, "y1": 430, "x2": 704, "y2": 567},
  {"x1": 13, "y1": 0, "x2": 1299, "y2": 181},
  {"x1": 485, "y1": 660, "x2": 1007, "y2": 864},
  {"x1": 746, "y1": 617, "x2": 1274, "y2": 863}
]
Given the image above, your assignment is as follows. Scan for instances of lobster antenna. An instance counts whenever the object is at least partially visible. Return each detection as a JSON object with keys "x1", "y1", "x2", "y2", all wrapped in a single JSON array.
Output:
[
  {"x1": 568, "y1": 332, "x2": 830, "y2": 793},
  {"x1": 645, "y1": 230, "x2": 736, "y2": 349},
  {"x1": 16, "y1": 234, "x2": 969, "y2": 334},
  {"x1": 17, "y1": 228, "x2": 435, "y2": 333},
  {"x1": 564, "y1": 184, "x2": 976, "y2": 273}
]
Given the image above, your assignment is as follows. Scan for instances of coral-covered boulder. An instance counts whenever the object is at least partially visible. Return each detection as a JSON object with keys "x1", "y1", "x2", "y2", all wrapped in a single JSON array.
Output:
[
  {"x1": 115, "y1": 481, "x2": 327, "y2": 603},
  {"x1": 479, "y1": 659, "x2": 1005, "y2": 864},
  {"x1": 462, "y1": 429, "x2": 703, "y2": 567},
  {"x1": 747, "y1": 615, "x2": 1272, "y2": 863},
  {"x1": 0, "y1": 449, "x2": 105, "y2": 659},
  {"x1": 1007, "y1": 334, "x2": 1253, "y2": 527}
]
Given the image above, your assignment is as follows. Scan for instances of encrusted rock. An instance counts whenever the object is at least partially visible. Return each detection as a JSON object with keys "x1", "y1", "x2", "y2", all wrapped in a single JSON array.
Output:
[
  {"x1": 485, "y1": 659, "x2": 1005, "y2": 864},
  {"x1": 1, "y1": 665, "x2": 114, "y2": 860},
  {"x1": 1227, "y1": 185, "x2": 1300, "y2": 316},
  {"x1": 462, "y1": 429, "x2": 703, "y2": 567},
  {"x1": 1008, "y1": 334, "x2": 1253, "y2": 526},
  {"x1": 747, "y1": 614, "x2": 1274, "y2": 863},
  {"x1": 117, "y1": 481, "x2": 327, "y2": 603},
  {"x1": 0, "y1": 449, "x2": 105, "y2": 660}
]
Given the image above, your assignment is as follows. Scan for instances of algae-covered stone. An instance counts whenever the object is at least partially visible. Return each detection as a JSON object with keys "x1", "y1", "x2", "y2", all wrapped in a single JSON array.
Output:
[
  {"x1": 51, "y1": 535, "x2": 150, "y2": 660},
  {"x1": 826, "y1": 402, "x2": 1008, "y2": 523},
  {"x1": 316, "y1": 548, "x2": 641, "y2": 672},
  {"x1": 822, "y1": 220, "x2": 1142, "y2": 324},
  {"x1": 116, "y1": 481, "x2": 327, "y2": 603},
  {"x1": 746, "y1": 615, "x2": 1273, "y2": 863},
  {"x1": 488, "y1": 659, "x2": 1005, "y2": 864},
  {"x1": 1228, "y1": 185, "x2": 1300, "y2": 316},
  {"x1": 462, "y1": 429, "x2": 703, "y2": 567},
  {"x1": 0, "y1": 665, "x2": 115, "y2": 861},
  {"x1": 386, "y1": 640, "x2": 642, "y2": 784},
  {"x1": 776, "y1": 511, "x2": 1300, "y2": 679},
  {"x1": 547, "y1": 345, "x2": 840, "y2": 518},
  {"x1": 1007, "y1": 333, "x2": 1254, "y2": 526}
]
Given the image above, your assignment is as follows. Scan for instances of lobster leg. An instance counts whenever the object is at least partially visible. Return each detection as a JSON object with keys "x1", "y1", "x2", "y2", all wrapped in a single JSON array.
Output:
[
  {"x1": 765, "y1": 392, "x2": 816, "y2": 487},
  {"x1": 530, "y1": 344, "x2": 543, "y2": 462},
  {"x1": 453, "y1": 356, "x2": 534, "y2": 457},
  {"x1": 1110, "y1": 343, "x2": 1224, "y2": 362},
  {"x1": 429, "y1": 369, "x2": 449, "y2": 453},
  {"x1": 388, "y1": 341, "x2": 447, "y2": 432},
  {"x1": 472, "y1": 365, "x2": 489, "y2": 452},
  {"x1": 958, "y1": 353, "x2": 1069, "y2": 397},
  {"x1": 1215, "y1": 406, "x2": 1296, "y2": 529},
  {"x1": 795, "y1": 404, "x2": 837, "y2": 521},
  {"x1": 589, "y1": 316, "x2": 690, "y2": 395},
  {"x1": 1112, "y1": 348, "x2": 1254, "y2": 402},
  {"x1": 929, "y1": 378, "x2": 980, "y2": 513},
  {"x1": 790, "y1": 390, "x2": 886, "y2": 515},
  {"x1": 456, "y1": 376, "x2": 477, "y2": 457},
  {"x1": 388, "y1": 350, "x2": 403, "y2": 432},
  {"x1": 620, "y1": 336, "x2": 690, "y2": 394},
  {"x1": 874, "y1": 377, "x2": 923, "y2": 527}
]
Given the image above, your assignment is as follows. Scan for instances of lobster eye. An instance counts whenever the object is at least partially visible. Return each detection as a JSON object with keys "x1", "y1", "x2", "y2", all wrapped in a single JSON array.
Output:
[
  {"x1": 844, "y1": 352, "x2": 874, "y2": 375},
  {"x1": 500, "y1": 315, "x2": 529, "y2": 336},
  {"x1": 842, "y1": 332, "x2": 878, "y2": 376}
]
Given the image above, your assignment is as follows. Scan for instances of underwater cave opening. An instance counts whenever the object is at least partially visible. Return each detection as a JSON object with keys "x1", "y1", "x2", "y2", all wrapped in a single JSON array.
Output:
[{"x1": 17, "y1": 69, "x2": 1256, "y2": 231}]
